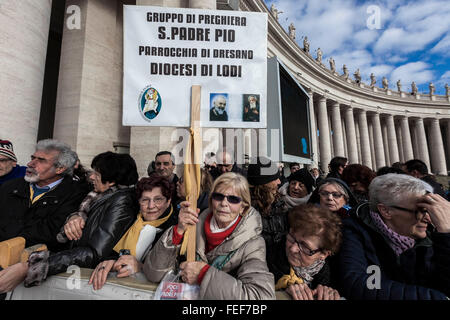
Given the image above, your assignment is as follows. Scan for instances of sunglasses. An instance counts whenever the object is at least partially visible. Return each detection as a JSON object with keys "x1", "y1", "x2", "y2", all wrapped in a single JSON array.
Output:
[{"x1": 211, "y1": 192, "x2": 242, "y2": 204}]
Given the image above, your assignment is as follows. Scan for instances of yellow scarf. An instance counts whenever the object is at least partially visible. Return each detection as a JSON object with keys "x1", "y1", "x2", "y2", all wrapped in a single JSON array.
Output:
[
  {"x1": 113, "y1": 205, "x2": 173, "y2": 257},
  {"x1": 275, "y1": 267, "x2": 304, "y2": 290}
]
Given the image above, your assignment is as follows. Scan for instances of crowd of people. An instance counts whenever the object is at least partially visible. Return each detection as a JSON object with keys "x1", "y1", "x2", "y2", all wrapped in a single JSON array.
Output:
[{"x1": 0, "y1": 139, "x2": 449, "y2": 300}]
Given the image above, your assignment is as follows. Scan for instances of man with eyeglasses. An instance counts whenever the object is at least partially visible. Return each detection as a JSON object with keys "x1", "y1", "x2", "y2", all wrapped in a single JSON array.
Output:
[
  {"x1": 209, "y1": 149, "x2": 246, "y2": 181},
  {"x1": 0, "y1": 140, "x2": 26, "y2": 186}
]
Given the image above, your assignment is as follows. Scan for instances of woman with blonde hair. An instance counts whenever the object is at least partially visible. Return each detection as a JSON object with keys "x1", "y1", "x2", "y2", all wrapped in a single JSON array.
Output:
[{"x1": 143, "y1": 172, "x2": 275, "y2": 300}]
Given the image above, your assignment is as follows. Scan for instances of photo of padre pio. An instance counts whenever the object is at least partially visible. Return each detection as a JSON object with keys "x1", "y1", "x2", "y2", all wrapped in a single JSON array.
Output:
[
  {"x1": 209, "y1": 93, "x2": 229, "y2": 121},
  {"x1": 243, "y1": 94, "x2": 260, "y2": 122}
]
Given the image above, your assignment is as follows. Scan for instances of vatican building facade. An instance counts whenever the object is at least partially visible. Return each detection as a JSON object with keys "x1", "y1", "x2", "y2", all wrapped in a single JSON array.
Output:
[{"x1": 1, "y1": 0, "x2": 449, "y2": 177}]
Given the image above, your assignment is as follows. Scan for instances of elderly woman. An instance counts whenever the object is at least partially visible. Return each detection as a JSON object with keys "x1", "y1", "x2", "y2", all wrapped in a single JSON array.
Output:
[
  {"x1": 0, "y1": 152, "x2": 139, "y2": 293},
  {"x1": 336, "y1": 173, "x2": 450, "y2": 299},
  {"x1": 142, "y1": 172, "x2": 275, "y2": 300},
  {"x1": 89, "y1": 176, "x2": 177, "y2": 290},
  {"x1": 279, "y1": 168, "x2": 315, "y2": 211},
  {"x1": 268, "y1": 204, "x2": 342, "y2": 300},
  {"x1": 308, "y1": 178, "x2": 359, "y2": 218},
  {"x1": 341, "y1": 164, "x2": 376, "y2": 203}
]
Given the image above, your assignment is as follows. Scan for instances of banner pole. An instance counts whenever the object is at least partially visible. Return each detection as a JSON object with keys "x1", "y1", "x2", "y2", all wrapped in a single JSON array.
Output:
[{"x1": 183, "y1": 85, "x2": 202, "y2": 262}]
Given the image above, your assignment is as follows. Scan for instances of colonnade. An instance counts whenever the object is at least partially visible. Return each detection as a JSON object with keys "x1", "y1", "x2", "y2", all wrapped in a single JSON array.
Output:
[{"x1": 310, "y1": 94, "x2": 448, "y2": 175}]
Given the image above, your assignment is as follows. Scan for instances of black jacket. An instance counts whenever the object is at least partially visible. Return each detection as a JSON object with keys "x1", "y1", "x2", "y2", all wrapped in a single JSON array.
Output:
[
  {"x1": 258, "y1": 199, "x2": 289, "y2": 262},
  {"x1": 336, "y1": 202, "x2": 450, "y2": 300},
  {"x1": 268, "y1": 234, "x2": 332, "y2": 290},
  {"x1": 421, "y1": 175, "x2": 447, "y2": 200},
  {"x1": 0, "y1": 176, "x2": 87, "y2": 251},
  {"x1": 46, "y1": 187, "x2": 139, "y2": 276}
]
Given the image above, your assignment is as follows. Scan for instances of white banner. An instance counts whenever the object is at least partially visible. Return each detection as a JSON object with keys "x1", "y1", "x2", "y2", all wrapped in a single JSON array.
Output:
[{"x1": 123, "y1": 6, "x2": 267, "y2": 128}]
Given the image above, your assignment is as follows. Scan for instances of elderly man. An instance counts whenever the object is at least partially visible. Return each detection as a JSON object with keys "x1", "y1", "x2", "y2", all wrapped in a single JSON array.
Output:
[
  {"x1": 209, "y1": 149, "x2": 246, "y2": 180},
  {"x1": 0, "y1": 139, "x2": 87, "y2": 251},
  {"x1": 243, "y1": 95, "x2": 260, "y2": 122},
  {"x1": 0, "y1": 140, "x2": 26, "y2": 186},
  {"x1": 154, "y1": 150, "x2": 179, "y2": 203},
  {"x1": 209, "y1": 94, "x2": 228, "y2": 121}
]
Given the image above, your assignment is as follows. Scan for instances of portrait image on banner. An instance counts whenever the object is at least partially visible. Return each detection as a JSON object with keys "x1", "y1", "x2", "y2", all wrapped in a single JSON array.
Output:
[
  {"x1": 209, "y1": 93, "x2": 229, "y2": 122},
  {"x1": 242, "y1": 94, "x2": 260, "y2": 122},
  {"x1": 122, "y1": 5, "x2": 267, "y2": 128}
]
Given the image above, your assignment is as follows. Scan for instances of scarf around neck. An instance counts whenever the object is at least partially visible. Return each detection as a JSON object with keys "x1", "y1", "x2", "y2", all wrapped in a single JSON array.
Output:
[
  {"x1": 293, "y1": 258, "x2": 326, "y2": 286},
  {"x1": 113, "y1": 205, "x2": 173, "y2": 257},
  {"x1": 279, "y1": 182, "x2": 311, "y2": 210},
  {"x1": 204, "y1": 212, "x2": 241, "y2": 253},
  {"x1": 369, "y1": 210, "x2": 415, "y2": 256}
]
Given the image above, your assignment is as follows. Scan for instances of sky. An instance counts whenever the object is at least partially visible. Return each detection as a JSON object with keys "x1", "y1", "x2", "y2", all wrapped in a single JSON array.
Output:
[{"x1": 264, "y1": 0, "x2": 450, "y2": 95}]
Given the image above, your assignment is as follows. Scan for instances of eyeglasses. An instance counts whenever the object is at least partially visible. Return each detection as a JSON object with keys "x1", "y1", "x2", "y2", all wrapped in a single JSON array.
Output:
[
  {"x1": 286, "y1": 233, "x2": 321, "y2": 256},
  {"x1": 319, "y1": 191, "x2": 344, "y2": 199},
  {"x1": 211, "y1": 192, "x2": 242, "y2": 204},
  {"x1": 389, "y1": 205, "x2": 428, "y2": 220},
  {"x1": 217, "y1": 164, "x2": 233, "y2": 168},
  {"x1": 139, "y1": 196, "x2": 167, "y2": 206}
]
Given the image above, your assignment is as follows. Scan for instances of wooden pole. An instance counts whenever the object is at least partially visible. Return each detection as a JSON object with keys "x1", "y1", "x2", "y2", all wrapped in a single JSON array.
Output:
[{"x1": 183, "y1": 85, "x2": 202, "y2": 261}]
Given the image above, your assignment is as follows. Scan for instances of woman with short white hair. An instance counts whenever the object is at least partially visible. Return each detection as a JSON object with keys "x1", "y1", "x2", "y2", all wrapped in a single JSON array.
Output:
[{"x1": 336, "y1": 173, "x2": 450, "y2": 300}]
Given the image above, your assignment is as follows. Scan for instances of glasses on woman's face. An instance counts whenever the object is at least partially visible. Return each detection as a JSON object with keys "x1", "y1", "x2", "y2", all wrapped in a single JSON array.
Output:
[
  {"x1": 286, "y1": 233, "x2": 321, "y2": 256},
  {"x1": 319, "y1": 191, "x2": 344, "y2": 199},
  {"x1": 211, "y1": 192, "x2": 242, "y2": 204},
  {"x1": 139, "y1": 196, "x2": 166, "y2": 206},
  {"x1": 389, "y1": 205, "x2": 428, "y2": 220}
]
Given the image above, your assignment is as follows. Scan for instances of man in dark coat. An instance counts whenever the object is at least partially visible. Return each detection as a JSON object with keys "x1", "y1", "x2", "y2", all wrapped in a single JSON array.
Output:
[
  {"x1": 0, "y1": 139, "x2": 87, "y2": 252},
  {"x1": 209, "y1": 149, "x2": 246, "y2": 180},
  {"x1": 404, "y1": 159, "x2": 448, "y2": 200}
]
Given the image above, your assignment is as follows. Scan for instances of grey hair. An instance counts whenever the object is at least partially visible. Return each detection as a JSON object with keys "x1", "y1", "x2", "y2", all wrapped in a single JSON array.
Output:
[
  {"x1": 318, "y1": 181, "x2": 349, "y2": 202},
  {"x1": 213, "y1": 95, "x2": 227, "y2": 106},
  {"x1": 35, "y1": 139, "x2": 77, "y2": 176},
  {"x1": 368, "y1": 173, "x2": 433, "y2": 212}
]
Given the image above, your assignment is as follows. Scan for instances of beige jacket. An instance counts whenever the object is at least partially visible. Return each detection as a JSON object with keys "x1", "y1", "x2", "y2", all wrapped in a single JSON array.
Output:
[{"x1": 142, "y1": 206, "x2": 276, "y2": 300}]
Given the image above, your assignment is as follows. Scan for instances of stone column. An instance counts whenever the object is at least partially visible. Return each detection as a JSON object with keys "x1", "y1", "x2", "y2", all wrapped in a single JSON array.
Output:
[
  {"x1": 53, "y1": 0, "x2": 134, "y2": 169},
  {"x1": 400, "y1": 115, "x2": 414, "y2": 161},
  {"x1": 371, "y1": 112, "x2": 386, "y2": 169},
  {"x1": 330, "y1": 102, "x2": 345, "y2": 157},
  {"x1": 386, "y1": 114, "x2": 400, "y2": 164},
  {"x1": 317, "y1": 96, "x2": 331, "y2": 174},
  {"x1": 395, "y1": 120, "x2": 405, "y2": 163},
  {"x1": 368, "y1": 121, "x2": 375, "y2": 167},
  {"x1": 355, "y1": 119, "x2": 361, "y2": 163},
  {"x1": 307, "y1": 90, "x2": 319, "y2": 168},
  {"x1": 341, "y1": 117, "x2": 348, "y2": 158},
  {"x1": 429, "y1": 118, "x2": 447, "y2": 175},
  {"x1": 189, "y1": 0, "x2": 215, "y2": 9},
  {"x1": 0, "y1": 0, "x2": 52, "y2": 163},
  {"x1": 447, "y1": 120, "x2": 450, "y2": 170},
  {"x1": 414, "y1": 118, "x2": 431, "y2": 170},
  {"x1": 382, "y1": 120, "x2": 390, "y2": 165},
  {"x1": 357, "y1": 110, "x2": 372, "y2": 168},
  {"x1": 344, "y1": 106, "x2": 358, "y2": 164}
]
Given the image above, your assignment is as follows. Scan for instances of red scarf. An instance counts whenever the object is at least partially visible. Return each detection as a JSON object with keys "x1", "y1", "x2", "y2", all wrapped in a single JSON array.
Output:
[{"x1": 204, "y1": 212, "x2": 241, "y2": 253}]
